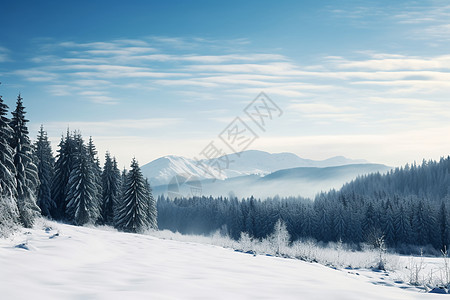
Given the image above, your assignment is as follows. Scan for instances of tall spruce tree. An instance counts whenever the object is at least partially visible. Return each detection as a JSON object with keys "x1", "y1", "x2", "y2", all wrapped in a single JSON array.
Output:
[
  {"x1": 115, "y1": 158, "x2": 152, "y2": 233},
  {"x1": 65, "y1": 134, "x2": 99, "y2": 225},
  {"x1": 87, "y1": 137, "x2": 102, "y2": 220},
  {"x1": 101, "y1": 152, "x2": 120, "y2": 225},
  {"x1": 0, "y1": 95, "x2": 17, "y2": 198},
  {"x1": 34, "y1": 125, "x2": 55, "y2": 217},
  {"x1": 112, "y1": 163, "x2": 126, "y2": 226},
  {"x1": 52, "y1": 131, "x2": 76, "y2": 219},
  {"x1": 144, "y1": 177, "x2": 157, "y2": 229},
  {"x1": 9, "y1": 94, "x2": 40, "y2": 227},
  {"x1": 112, "y1": 158, "x2": 122, "y2": 222},
  {"x1": 0, "y1": 94, "x2": 20, "y2": 234}
]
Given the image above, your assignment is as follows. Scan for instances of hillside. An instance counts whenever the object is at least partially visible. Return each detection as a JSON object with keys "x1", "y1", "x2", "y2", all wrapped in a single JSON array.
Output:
[{"x1": 0, "y1": 220, "x2": 431, "y2": 299}]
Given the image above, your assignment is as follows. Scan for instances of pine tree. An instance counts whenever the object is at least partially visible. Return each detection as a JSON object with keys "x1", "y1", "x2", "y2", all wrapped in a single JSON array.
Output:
[
  {"x1": 52, "y1": 131, "x2": 76, "y2": 219},
  {"x1": 34, "y1": 125, "x2": 55, "y2": 217},
  {"x1": 382, "y1": 201, "x2": 396, "y2": 246},
  {"x1": 0, "y1": 95, "x2": 17, "y2": 198},
  {"x1": 65, "y1": 135, "x2": 99, "y2": 225},
  {"x1": 413, "y1": 199, "x2": 429, "y2": 245},
  {"x1": 333, "y1": 204, "x2": 347, "y2": 242},
  {"x1": 87, "y1": 136, "x2": 102, "y2": 222},
  {"x1": 10, "y1": 94, "x2": 40, "y2": 227},
  {"x1": 114, "y1": 167, "x2": 127, "y2": 227},
  {"x1": 0, "y1": 94, "x2": 20, "y2": 234},
  {"x1": 115, "y1": 158, "x2": 151, "y2": 233},
  {"x1": 112, "y1": 157, "x2": 122, "y2": 221},
  {"x1": 144, "y1": 177, "x2": 157, "y2": 229},
  {"x1": 101, "y1": 152, "x2": 120, "y2": 225},
  {"x1": 439, "y1": 201, "x2": 450, "y2": 250},
  {"x1": 394, "y1": 204, "x2": 412, "y2": 245},
  {"x1": 314, "y1": 198, "x2": 330, "y2": 241}
]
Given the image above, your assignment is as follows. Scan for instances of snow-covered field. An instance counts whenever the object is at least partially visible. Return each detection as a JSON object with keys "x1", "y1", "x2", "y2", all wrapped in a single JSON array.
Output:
[{"x1": 0, "y1": 220, "x2": 442, "y2": 299}]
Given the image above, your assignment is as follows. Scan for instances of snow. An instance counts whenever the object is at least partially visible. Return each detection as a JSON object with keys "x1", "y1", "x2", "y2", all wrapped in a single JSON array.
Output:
[{"x1": 0, "y1": 220, "x2": 441, "y2": 299}]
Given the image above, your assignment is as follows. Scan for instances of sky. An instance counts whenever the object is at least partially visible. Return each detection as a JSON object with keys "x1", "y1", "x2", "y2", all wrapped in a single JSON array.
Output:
[{"x1": 1, "y1": 0, "x2": 450, "y2": 168}]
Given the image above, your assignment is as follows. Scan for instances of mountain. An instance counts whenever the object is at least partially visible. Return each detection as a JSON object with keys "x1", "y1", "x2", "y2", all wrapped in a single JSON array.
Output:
[
  {"x1": 141, "y1": 150, "x2": 369, "y2": 187},
  {"x1": 151, "y1": 163, "x2": 391, "y2": 199}
]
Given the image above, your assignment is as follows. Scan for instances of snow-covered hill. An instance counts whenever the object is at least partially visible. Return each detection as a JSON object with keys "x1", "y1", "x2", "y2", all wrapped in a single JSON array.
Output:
[
  {"x1": 141, "y1": 150, "x2": 368, "y2": 187},
  {"x1": 0, "y1": 221, "x2": 434, "y2": 299}
]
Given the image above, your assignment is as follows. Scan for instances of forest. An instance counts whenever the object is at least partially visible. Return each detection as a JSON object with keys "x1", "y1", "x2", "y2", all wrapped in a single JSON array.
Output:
[
  {"x1": 157, "y1": 158, "x2": 450, "y2": 254},
  {"x1": 0, "y1": 94, "x2": 157, "y2": 235}
]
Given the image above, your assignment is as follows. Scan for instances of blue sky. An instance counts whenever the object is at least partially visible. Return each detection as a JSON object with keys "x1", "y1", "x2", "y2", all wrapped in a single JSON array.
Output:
[{"x1": 1, "y1": 0, "x2": 450, "y2": 167}]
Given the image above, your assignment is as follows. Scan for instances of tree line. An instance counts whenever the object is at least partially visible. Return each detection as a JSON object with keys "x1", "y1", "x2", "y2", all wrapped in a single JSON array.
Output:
[
  {"x1": 157, "y1": 158, "x2": 450, "y2": 254},
  {"x1": 0, "y1": 94, "x2": 157, "y2": 235}
]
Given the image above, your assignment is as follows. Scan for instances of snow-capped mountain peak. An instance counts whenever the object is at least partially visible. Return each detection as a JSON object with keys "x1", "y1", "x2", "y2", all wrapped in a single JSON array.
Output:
[{"x1": 141, "y1": 150, "x2": 368, "y2": 186}]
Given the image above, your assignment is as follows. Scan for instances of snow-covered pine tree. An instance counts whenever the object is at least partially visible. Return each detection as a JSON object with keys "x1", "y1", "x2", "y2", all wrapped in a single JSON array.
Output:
[
  {"x1": 115, "y1": 158, "x2": 151, "y2": 233},
  {"x1": 0, "y1": 94, "x2": 20, "y2": 235},
  {"x1": 0, "y1": 95, "x2": 17, "y2": 198},
  {"x1": 9, "y1": 94, "x2": 40, "y2": 228},
  {"x1": 111, "y1": 157, "x2": 122, "y2": 222},
  {"x1": 65, "y1": 134, "x2": 99, "y2": 225},
  {"x1": 52, "y1": 131, "x2": 76, "y2": 219},
  {"x1": 87, "y1": 136, "x2": 102, "y2": 222},
  {"x1": 114, "y1": 167, "x2": 127, "y2": 227},
  {"x1": 34, "y1": 125, "x2": 55, "y2": 217},
  {"x1": 101, "y1": 152, "x2": 120, "y2": 225},
  {"x1": 144, "y1": 177, "x2": 157, "y2": 229}
]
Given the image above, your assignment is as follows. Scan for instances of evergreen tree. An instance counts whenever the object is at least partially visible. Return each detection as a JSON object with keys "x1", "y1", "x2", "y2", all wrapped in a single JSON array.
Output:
[
  {"x1": 115, "y1": 158, "x2": 151, "y2": 233},
  {"x1": 10, "y1": 94, "x2": 40, "y2": 227},
  {"x1": 439, "y1": 201, "x2": 450, "y2": 250},
  {"x1": 394, "y1": 204, "x2": 411, "y2": 245},
  {"x1": 87, "y1": 136, "x2": 102, "y2": 222},
  {"x1": 382, "y1": 201, "x2": 396, "y2": 246},
  {"x1": 112, "y1": 158, "x2": 122, "y2": 221},
  {"x1": 144, "y1": 177, "x2": 157, "y2": 229},
  {"x1": 52, "y1": 131, "x2": 76, "y2": 219},
  {"x1": 314, "y1": 198, "x2": 330, "y2": 241},
  {"x1": 34, "y1": 125, "x2": 55, "y2": 217},
  {"x1": 0, "y1": 94, "x2": 20, "y2": 234},
  {"x1": 413, "y1": 199, "x2": 429, "y2": 246},
  {"x1": 333, "y1": 204, "x2": 347, "y2": 242},
  {"x1": 101, "y1": 152, "x2": 120, "y2": 225},
  {"x1": 114, "y1": 167, "x2": 127, "y2": 227},
  {"x1": 0, "y1": 95, "x2": 17, "y2": 198},
  {"x1": 65, "y1": 135, "x2": 99, "y2": 225}
]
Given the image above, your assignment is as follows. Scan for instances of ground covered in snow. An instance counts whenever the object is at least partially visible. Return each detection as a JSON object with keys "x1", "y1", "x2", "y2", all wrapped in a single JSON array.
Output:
[{"x1": 0, "y1": 220, "x2": 443, "y2": 299}]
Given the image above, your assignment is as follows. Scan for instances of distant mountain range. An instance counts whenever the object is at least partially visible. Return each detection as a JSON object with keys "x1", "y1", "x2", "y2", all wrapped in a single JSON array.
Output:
[
  {"x1": 141, "y1": 150, "x2": 390, "y2": 199},
  {"x1": 141, "y1": 150, "x2": 369, "y2": 186}
]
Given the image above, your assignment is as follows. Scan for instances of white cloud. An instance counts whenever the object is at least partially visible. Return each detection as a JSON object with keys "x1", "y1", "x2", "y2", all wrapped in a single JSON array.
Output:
[
  {"x1": 13, "y1": 69, "x2": 58, "y2": 82},
  {"x1": 40, "y1": 118, "x2": 183, "y2": 136},
  {"x1": 0, "y1": 46, "x2": 10, "y2": 62},
  {"x1": 289, "y1": 102, "x2": 355, "y2": 114}
]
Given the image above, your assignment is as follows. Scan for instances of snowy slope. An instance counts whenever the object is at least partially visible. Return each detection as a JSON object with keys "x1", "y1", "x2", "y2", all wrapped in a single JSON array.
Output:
[
  {"x1": 141, "y1": 150, "x2": 369, "y2": 186},
  {"x1": 0, "y1": 221, "x2": 439, "y2": 299}
]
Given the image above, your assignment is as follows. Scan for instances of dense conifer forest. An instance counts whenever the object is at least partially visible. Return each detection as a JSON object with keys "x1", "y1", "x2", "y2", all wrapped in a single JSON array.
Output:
[
  {"x1": 0, "y1": 94, "x2": 157, "y2": 235},
  {"x1": 157, "y1": 158, "x2": 450, "y2": 253}
]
